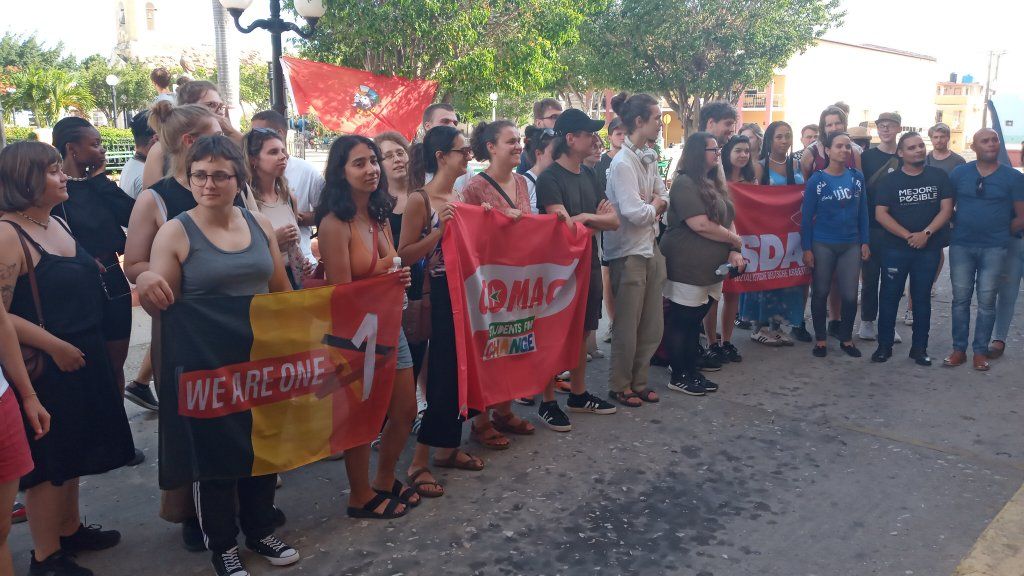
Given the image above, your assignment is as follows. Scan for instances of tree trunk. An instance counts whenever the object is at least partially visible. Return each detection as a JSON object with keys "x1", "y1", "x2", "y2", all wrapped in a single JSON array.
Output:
[{"x1": 212, "y1": 1, "x2": 241, "y2": 130}]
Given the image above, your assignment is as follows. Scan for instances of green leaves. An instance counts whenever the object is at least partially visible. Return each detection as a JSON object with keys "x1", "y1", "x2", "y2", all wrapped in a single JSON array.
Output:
[{"x1": 8, "y1": 68, "x2": 95, "y2": 127}]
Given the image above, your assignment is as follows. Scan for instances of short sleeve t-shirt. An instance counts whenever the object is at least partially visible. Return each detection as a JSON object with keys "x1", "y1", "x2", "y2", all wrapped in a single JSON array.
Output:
[
  {"x1": 861, "y1": 147, "x2": 898, "y2": 229},
  {"x1": 660, "y1": 175, "x2": 735, "y2": 287},
  {"x1": 876, "y1": 167, "x2": 952, "y2": 250},
  {"x1": 925, "y1": 151, "x2": 966, "y2": 175},
  {"x1": 461, "y1": 173, "x2": 532, "y2": 214},
  {"x1": 535, "y1": 162, "x2": 606, "y2": 270},
  {"x1": 949, "y1": 162, "x2": 1024, "y2": 248}
]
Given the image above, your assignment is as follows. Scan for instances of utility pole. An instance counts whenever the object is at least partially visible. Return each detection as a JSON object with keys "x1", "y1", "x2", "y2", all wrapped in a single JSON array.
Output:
[{"x1": 982, "y1": 50, "x2": 1006, "y2": 129}]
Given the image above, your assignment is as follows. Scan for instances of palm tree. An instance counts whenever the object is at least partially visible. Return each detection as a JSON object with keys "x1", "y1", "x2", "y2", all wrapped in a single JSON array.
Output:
[{"x1": 11, "y1": 68, "x2": 95, "y2": 127}]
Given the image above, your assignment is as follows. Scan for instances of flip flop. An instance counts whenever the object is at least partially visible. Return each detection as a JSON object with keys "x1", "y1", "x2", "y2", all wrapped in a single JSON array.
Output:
[
  {"x1": 432, "y1": 450, "x2": 484, "y2": 471},
  {"x1": 407, "y1": 468, "x2": 444, "y2": 498},
  {"x1": 491, "y1": 411, "x2": 535, "y2": 435},
  {"x1": 608, "y1": 390, "x2": 642, "y2": 407},
  {"x1": 346, "y1": 493, "x2": 407, "y2": 519},
  {"x1": 374, "y1": 479, "x2": 421, "y2": 507}
]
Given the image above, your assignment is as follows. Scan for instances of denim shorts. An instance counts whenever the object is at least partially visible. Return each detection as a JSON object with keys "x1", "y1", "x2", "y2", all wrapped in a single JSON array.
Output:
[{"x1": 396, "y1": 330, "x2": 414, "y2": 370}]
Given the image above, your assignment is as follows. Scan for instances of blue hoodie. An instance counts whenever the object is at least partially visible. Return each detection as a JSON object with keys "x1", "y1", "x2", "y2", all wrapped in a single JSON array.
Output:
[{"x1": 801, "y1": 169, "x2": 869, "y2": 250}]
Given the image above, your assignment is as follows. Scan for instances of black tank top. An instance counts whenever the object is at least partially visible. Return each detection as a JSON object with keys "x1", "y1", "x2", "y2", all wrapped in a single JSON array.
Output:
[{"x1": 150, "y1": 177, "x2": 245, "y2": 222}]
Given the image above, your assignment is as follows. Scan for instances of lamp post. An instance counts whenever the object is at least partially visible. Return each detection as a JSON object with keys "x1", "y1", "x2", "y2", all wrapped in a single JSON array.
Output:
[
  {"x1": 105, "y1": 74, "x2": 120, "y2": 128},
  {"x1": 489, "y1": 92, "x2": 498, "y2": 122},
  {"x1": 219, "y1": 0, "x2": 327, "y2": 116}
]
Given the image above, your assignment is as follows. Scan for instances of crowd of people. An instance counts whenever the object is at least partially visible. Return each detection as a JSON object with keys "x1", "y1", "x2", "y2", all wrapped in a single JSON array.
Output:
[{"x1": 0, "y1": 75, "x2": 1022, "y2": 576}]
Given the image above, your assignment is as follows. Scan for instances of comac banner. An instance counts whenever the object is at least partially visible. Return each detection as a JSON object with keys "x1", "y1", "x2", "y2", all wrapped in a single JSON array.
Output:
[
  {"x1": 281, "y1": 56, "x2": 438, "y2": 141},
  {"x1": 724, "y1": 183, "x2": 811, "y2": 293},
  {"x1": 156, "y1": 276, "x2": 403, "y2": 489},
  {"x1": 443, "y1": 205, "x2": 593, "y2": 415}
]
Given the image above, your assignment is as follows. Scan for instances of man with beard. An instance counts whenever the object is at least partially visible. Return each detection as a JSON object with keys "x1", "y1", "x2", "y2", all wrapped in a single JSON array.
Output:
[{"x1": 871, "y1": 132, "x2": 953, "y2": 365}]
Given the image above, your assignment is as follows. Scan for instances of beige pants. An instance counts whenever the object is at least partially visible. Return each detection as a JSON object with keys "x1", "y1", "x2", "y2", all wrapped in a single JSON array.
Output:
[{"x1": 608, "y1": 244, "x2": 667, "y2": 393}]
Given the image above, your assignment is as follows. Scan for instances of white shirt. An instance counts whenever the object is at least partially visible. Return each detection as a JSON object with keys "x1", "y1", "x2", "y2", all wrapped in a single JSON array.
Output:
[
  {"x1": 603, "y1": 141, "x2": 668, "y2": 260},
  {"x1": 118, "y1": 157, "x2": 146, "y2": 199},
  {"x1": 285, "y1": 156, "x2": 325, "y2": 266},
  {"x1": 524, "y1": 169, "x2": 540, "y2": 213}
]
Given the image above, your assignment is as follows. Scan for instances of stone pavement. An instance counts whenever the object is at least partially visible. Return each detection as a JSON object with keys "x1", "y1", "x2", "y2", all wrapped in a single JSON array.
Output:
[{"x1": 9, "y1": 276, "x2": 1024, "y2": 576}]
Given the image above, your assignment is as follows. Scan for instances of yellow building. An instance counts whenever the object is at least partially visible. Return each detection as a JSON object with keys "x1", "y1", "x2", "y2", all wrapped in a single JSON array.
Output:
[{"x1": 934, "y1": 79, "x2": 985, "y2": 153}]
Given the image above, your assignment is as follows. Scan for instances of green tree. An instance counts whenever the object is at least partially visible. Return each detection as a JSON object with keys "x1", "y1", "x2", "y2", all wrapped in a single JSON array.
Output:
[
  {"x1": 0, "y1": 32, "x2": 76, "y2": 72},
  {"x1": 81, "y1": 56, "x2": 154, "y2": 125},
  {"x1": 239, "y1": 64, "x2": 271, "y2": 112},
  {"x1": 10, "y1": 68, "x2": 95, "y2": 127},
  {"x1": 297, "y1": 0, "x2": 603, "y2": 120},
  {"x1": 580, "y1": 0, "x2": 842, "y2": 134}
]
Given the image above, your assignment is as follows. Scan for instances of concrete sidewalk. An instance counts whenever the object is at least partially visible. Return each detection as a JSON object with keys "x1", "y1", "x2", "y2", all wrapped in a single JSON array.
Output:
[{"x1": 9, "y1": 277, "x2": 1024, "y2": 576}]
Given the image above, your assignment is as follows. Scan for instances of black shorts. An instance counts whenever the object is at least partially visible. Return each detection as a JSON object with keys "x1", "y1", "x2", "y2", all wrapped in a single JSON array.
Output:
[
  {"x1": 584, "y1": 266, "x2": 603, "y2": 332},
  {"x1": 100, "y1": 263, "x2": 133, "y2": 342}
]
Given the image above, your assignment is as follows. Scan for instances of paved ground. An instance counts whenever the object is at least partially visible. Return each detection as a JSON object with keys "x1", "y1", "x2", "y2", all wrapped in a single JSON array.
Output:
[{"x1": 9, "y1": 272, "x2": 1024, "y2": 576}]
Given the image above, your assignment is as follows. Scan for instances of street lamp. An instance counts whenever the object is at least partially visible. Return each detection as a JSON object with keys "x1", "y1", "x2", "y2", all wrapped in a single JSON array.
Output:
[
  {"x1": 105, "y1": 74, "x2": 120, "y2": 128},
  {"x1": 219, "y1": 0, "x2": 327, "y2": 116},
  {"x1": 489, "y1": 92, "x2": 498, "y2": 122}
]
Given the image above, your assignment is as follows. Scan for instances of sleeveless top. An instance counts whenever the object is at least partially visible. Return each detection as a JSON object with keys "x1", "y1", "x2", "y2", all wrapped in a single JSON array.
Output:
[
  {"x1": 176, "y1": 209, "x2": 274, "y2": 297},
  {"x1": 411, "y1": 188, "x2": 445, "y2": 277},
  {"x1": 349, "y1": 221, "x2": 397, "y2": 281}
]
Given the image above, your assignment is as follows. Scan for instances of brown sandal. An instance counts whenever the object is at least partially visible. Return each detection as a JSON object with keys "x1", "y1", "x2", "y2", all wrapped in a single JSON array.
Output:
[
  {"x1": 491, "y1": 411, "x2": 535, "y2": 435},
  {"x1": 470, "y1": 423, "x2": 510, "y2": 450},
  {"x1": 407, "y1": 468, "x2": 444, "y2": 498},
  {"x1": 432, "y1": 449, "x2": 485, "y2": 471},
  {"x1": 608, "y1": 390, "x2": 642, "y2": 407},
  {"x1": 634, "y1": 389, "x2": 660, "y2": 403}
]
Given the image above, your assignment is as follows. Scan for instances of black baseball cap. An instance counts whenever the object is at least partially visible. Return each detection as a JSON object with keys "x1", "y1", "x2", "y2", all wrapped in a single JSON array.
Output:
[{"x1": 553, "y1": 108, "x2": 605, "y2": 136}]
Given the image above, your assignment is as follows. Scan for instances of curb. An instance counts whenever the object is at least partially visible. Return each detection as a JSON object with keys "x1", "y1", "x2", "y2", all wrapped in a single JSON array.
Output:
[{"x1": 954, "y1": 483, "x2": 1024, "y2": 576}]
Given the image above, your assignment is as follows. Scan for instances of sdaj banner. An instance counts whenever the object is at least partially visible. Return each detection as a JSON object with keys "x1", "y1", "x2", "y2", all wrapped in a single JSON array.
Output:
[
  {"x1": 723, "y1": 183, "x2": 812, "y2": 293},
  {"x1": 442, "y1": 204, "x2": 593, "y2": 415},
  {"x1": 156, "y1": 275, "x2": 403, "y2": 489}
]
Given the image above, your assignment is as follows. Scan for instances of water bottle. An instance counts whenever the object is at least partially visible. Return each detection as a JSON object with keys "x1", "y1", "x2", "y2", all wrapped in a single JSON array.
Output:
[
  {"x1": 390, "y1": 257, "x2": 409, "y2": 310},
  {"x1": 715, "y1": 263, "x2": 735, "y2": 277}
]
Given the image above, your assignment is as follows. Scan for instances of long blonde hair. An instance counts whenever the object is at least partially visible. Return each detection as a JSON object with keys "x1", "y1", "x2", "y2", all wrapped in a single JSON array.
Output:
[{"x1": 148, "y1": 101, "x2": 216, "y2": 176}]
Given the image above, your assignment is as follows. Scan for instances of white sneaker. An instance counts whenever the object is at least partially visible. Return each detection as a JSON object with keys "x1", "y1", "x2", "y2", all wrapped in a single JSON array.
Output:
[
  {"x1": 858, "y1": 320, "x2": 877, "y2": 341},
  {"x1": 602, "y1": 324, "x2": 613, "y2": 343},
  {"x1": 903, "y1": 310, "x2": 913, "y2": 326},
  {"x1": 894, "y1": 330, "x2": 902, "y2": 344}
]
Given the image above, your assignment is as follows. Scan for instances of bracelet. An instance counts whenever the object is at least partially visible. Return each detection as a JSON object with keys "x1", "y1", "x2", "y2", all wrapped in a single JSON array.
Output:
[
  {"x1": 729, "y1": 247, "x2": 742, "y2": 253},
  {"x1": 23, "y1": 392, "x2": 37, "y2": 398}
]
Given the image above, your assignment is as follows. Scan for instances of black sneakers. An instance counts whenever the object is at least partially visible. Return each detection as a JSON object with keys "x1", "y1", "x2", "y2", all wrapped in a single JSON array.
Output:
[
  {"x1": 59, "y1": 524, "x2": 120, "y2": 553},
  {"x1": 538, "y1": 401, "x2": 572, "y2": 432},
  {"x1": 566, "y1": 391, "x2": 617, "y2": 415},
  {"x1": 125, "y1": 381, "x2": 159, "y2": 411},
  {"x1": 246, "y1": 535, "x2": 299, "y2": 566},
  {"x1": 697, "y1": 345, "x2": 722, "y2": 372},
  {"x1": 871, "y1": 346, "x2": 892, "y2": 363},
  {"x1": 211, "y1": 546, "x2": 249, "y2": 576},
  {"x1": 909, "y1": 347, "x2": 933, "y2": 366},
  {"x1": 693, "y1": 372, "x2": 718, "y2": 393},
  {"x1": 29, "y1": 550, "x2": 93, "y2": 576},
  {"x1": 720, "y1": 342, "x2": 742, "y2": 363},
  {"x1": 667, "y1": 374, "x2": 706, "y2": 396}
]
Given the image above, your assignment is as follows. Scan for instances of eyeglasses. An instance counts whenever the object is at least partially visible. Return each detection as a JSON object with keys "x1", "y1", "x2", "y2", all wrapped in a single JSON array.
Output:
[
  {"x1": 203, "y1": 101, "x2": 227, "y2": 115},
  {"x1": 539, "y1": 113, "x2": 561, "y2": 122},
  {"x1": 448, "y1": 146, "x2": 472, "y2": 159},
  {"x1": 706, "y1": 147, "x2": 723, "y2": 155},
  {"x1": 976, "y1": 177, "x2": 986, "y2": 198},
  {"x1": 189, "y1": 172, "x2": 237, "y2": 187}
]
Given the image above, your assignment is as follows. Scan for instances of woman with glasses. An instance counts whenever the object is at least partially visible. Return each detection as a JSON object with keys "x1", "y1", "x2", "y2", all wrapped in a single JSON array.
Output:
[
  {"x1": 135, "y1": 135, "x2": 298, "y2": 576},
  {"x1": 660, "y1": 132, "x2": 745, "y2": 397},
  {"x1": 243, "y1": 128, "x2": 308, "y2": 288},
  {"x1": 142, "y1": 80, "x2": 240, "y2": 189},
  {"x1": 801, "y1": 131, "x2": 870, "y2": 358},
  {"x1": 315, "y1": 135, "x2": 419, "y2": 520},
  {"x1": 0, "y1": 141, "x2": 135, "y2": 576},
  {"x1": 50, "y1": 117, "x2": 138, "y2": 442},
  {"x1": 398, "y1": 125, "x2": 477, "y2": 500}
]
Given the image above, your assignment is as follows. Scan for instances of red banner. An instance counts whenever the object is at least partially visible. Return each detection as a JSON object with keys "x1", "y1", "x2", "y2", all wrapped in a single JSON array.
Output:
[
  {"x1": 443, "y1": 205, "x2": 592, "y2": 414},
  {"x1": 724, "y1": 183, "x2": 811, "y2": 293},
  {"x1": 281, "y1": 56, "x2": 438, "y2": 141}
]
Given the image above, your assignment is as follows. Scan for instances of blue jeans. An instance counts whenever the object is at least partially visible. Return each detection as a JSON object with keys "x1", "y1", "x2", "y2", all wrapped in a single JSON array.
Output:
[
  {"x1": 992, "y1": 237, "x2": 1024, "y2": 342},
  {"x1": 949, "y1": 245, "x2": 1007, "y2": 354},
  {"x1": 878, "y1": 248, "x2": 941, "y2": 350}
]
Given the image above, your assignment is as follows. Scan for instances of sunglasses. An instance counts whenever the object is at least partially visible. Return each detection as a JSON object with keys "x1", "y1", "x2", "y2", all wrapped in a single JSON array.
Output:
[{"x1": 976, "y1": 177, "x2": 986, "y2": 198}]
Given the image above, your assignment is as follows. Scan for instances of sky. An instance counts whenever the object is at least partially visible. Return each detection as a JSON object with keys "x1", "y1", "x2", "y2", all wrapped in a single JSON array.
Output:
[{"x1": 3, "y1": 0, "x2": 1022, "y2": 97}]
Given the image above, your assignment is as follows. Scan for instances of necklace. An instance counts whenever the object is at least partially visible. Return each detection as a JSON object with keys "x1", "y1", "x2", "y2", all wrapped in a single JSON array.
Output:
[
  {"x1": 66, "y1": 174, "x2": 89, "y2": 182},
  {"x1": 769, "y1": 155, "x2": 788, "y2": 165},
  {"x1": 18, "y1": 211, "x2": 50, "y2": 229}
]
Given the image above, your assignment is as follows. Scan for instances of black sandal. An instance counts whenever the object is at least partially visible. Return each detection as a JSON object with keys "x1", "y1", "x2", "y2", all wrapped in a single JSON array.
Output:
[
  {"x1": 608, "y1": 390, "x2": 642, "y2": 407},
  {"x1": 374, "y1": 479, "x2": 421, "y2": 507},
  {"x1": 346, "y1": 493, "x2": 407, "y2": 519},
  {"x1": 634, "y1": 389, "x2": 660, "y2": 403}
]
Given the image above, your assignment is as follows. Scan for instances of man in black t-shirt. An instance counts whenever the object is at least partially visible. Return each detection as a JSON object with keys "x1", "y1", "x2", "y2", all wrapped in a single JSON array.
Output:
[
  {"x1": 871, "y1": 132, "x2": 954, "y2": 365},
  {"x1": 859, "y1": 112, "x2": 902, "y2": 342},
  {"x1": 534, "y1": 109, "x2": 621, "y2": 430}
]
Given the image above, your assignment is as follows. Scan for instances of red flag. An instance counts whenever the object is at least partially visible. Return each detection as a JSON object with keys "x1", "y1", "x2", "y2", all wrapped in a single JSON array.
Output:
[
  {"x1": 281, "y1": 56, "x2": 438, "y2": 141},
  {"x1": 724, "y1": 183, "x2": 811, "y2": 293},
  {"x1": 442, "y1": 205, "x2": 592, "y2": 414}
]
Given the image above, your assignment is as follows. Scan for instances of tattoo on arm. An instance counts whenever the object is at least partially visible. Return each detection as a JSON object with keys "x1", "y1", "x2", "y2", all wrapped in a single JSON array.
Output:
[{"x1": 0, "y1": 262, "x2": 18, "y2": 310}]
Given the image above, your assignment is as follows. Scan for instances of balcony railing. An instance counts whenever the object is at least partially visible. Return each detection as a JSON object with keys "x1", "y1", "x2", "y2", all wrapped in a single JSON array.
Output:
[{"x1": 741, "y1": 94, "x2": 783, "y2": 109}]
